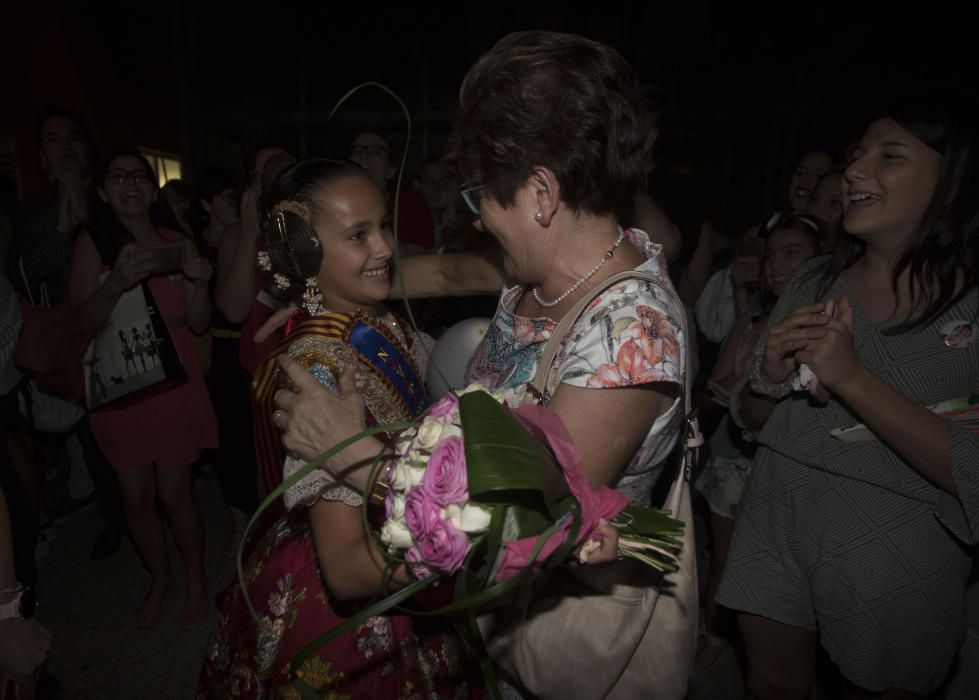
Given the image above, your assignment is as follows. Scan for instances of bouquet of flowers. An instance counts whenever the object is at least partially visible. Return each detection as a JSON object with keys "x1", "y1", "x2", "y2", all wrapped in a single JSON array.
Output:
[
  {"x1": 378, "y1": 385, "x2": 684, "y2": 584},
  {"x1": 241, "y1": 384, "x2": 685, "y2": 692}
]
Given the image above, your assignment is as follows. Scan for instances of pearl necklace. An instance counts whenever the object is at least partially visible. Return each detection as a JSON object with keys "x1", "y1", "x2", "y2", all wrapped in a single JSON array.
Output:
[{"x1": 532, "y1": 230, "x2": 626, "y2": 308}]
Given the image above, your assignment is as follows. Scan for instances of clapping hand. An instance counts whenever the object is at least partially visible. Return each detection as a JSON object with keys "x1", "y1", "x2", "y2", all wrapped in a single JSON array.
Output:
[
  {"x1": 706, "y1": 380, "x2": 732, "y2": 407},
  {"x1": 239, "y1": 186, "x2": 262, "y2": 243},
  {"x1": 52, "y1": 162, "x2": 89, "y2": 232},
  {"x1": 795, "y1": 297, "x2": 860, "y2": 396}
]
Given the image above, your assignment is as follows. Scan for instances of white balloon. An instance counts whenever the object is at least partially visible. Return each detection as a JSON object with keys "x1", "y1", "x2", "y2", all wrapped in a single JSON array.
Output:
[{"x1": 426, "y1": 318, "x2": 492, "y2": 400}]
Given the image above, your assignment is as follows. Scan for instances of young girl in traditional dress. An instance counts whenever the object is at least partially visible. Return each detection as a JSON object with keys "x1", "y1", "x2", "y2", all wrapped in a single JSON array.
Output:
[{"x1": 198, "y1": 159, "x2": 479, "y2": 698}]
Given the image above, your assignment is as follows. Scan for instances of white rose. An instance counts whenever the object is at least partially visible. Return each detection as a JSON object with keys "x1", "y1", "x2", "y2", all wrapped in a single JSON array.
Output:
[
  {"x1": 415, "y1": 417, "x2": 445, "y2": 450},
  {"x1": 380, "y1": 519, "x2": 413, "y2": 551},
  {"x1": 443, "y1": 503, "x2": 492, "y2": 533},
  {"x1": 390, "y1": 460, "x2": 425, "y2": 491},
  {"x1": 388, "y1": 493, "x2": 406, "y2": 520},
  {"x1": 439, "y1": 424, "x2": 463, "y2": 441}
]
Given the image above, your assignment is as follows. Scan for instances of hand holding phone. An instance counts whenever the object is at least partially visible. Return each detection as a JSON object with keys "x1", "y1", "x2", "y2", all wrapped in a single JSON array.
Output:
[{"x1": 141, "y1": 243, "x2": 186, "y2": 275}]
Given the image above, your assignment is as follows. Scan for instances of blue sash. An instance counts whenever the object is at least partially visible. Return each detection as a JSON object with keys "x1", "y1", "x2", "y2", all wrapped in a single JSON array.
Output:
[{"x1": 348, "y1": 320, "x2": 427, "y2": 418}]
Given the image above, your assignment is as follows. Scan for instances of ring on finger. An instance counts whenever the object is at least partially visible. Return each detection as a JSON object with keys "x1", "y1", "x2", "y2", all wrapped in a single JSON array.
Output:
[{"x1": 272, "y1": 409, "x2": 287, "y2": 429}]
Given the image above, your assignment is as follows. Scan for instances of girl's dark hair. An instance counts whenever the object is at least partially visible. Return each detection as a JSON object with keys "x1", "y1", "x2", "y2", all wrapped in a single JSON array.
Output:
[
  {"x1": 89, "y1": 148, "x2": 163, "y2": 264},
  {"x1": 263, "y1": 158, "x2": 370, "y2": 285},
  {"x1": 763, "y1": 214, "x2": 823, "y2": 310},
  {"x1": 813, "y1": 98, "x2": 979, "y2": 333},
  {"x1": 448, "y1": 30, "x2": 645, "y2": 222},
  {"x1": 158, "y1": 179, "x2": 195, "y2": 234}
]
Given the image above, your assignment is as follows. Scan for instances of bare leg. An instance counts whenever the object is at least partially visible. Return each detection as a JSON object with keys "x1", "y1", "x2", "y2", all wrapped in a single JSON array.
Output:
[
  {"x1": 115, "y1": 464, "x2": 168, "y2": 629},
  {"x1": 696, "y1": 511, "x2": 737, "y2": 671},
  {"x1": 156, "y1": 465, "x2": 207, "y2": 627},
  {"x1": 739, "y1": 613, "x2": 816, "y2": 699},
  {"x1": 8, "y1": 430, "x2": 40, "y2": 525}
]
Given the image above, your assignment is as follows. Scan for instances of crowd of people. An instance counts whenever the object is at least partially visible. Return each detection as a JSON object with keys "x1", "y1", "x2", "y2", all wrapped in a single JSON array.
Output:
[{"x1": 1, "y1": 28, "x2": 977, "y2": 700}]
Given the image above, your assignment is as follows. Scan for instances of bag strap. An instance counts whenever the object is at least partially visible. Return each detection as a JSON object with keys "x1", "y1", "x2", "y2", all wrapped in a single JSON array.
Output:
[{"x1": 526, "y1": 270, "x2": 702, "y2": 487}]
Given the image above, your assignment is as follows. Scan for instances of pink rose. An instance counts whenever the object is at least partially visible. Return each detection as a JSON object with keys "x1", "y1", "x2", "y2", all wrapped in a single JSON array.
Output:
[
  {"x1": 419, "y1": 435, "x2": 468, "y2": 506},
  {"x1": 404, "y1": 547, "x2": 433, "y2": 580},
  {"x1": 428, "y1": 392, "x2": 459, "y2": 419},
  {"x1": 416, "y1": 518, "x2": 469, "y2": 574},
  {"x1": 404, "y1": 488, "x2": 441, "y2": 541}
]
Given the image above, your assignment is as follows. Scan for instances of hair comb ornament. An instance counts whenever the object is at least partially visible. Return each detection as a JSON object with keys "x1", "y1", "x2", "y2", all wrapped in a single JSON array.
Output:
[{"x1": 271, "y1": 199, "x2": 312, "y2": 221}]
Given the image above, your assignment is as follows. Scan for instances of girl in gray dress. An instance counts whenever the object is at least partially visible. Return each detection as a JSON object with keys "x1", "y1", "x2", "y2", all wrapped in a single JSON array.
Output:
[{"x1": 718, "y1": 100, "x2": 979, "y2": 698}]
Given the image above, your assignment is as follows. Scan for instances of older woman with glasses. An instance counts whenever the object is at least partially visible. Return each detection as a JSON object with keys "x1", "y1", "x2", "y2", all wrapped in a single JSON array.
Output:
[{"x1": 272, "y1": 30, "x2": 692, "y2": 696}]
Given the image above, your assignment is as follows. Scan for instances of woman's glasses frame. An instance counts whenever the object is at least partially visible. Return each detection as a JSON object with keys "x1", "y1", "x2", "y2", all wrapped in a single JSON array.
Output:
[
  {"x1": 459, "y1": 182, "x2": 487, "y2": 216},
  {"x1": 106, "y1": 169, "x2": 153, "y2": 186}
]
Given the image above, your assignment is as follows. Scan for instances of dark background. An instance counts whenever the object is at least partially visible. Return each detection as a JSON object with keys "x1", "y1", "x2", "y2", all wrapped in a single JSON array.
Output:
[{"x1": 3, "y1": 0, "x2": 974, "y2": 238}]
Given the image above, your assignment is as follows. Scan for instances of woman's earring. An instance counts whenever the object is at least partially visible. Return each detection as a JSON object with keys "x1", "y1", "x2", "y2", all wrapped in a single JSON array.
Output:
[
  {"x1": 535, "y1": 211, "x2": 543, "y2": 222},
  {"x1": 302, "y1": 277, "x2": 327, "y2": 316}
]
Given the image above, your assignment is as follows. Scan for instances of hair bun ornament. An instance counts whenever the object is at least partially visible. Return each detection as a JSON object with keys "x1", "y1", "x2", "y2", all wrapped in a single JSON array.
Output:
[
  {"x1": 271, "y1": 199, "x2": 312, "y2": 221},
  {"x1": 257, "y1": 250, "x2": 272, "y2": 272}
]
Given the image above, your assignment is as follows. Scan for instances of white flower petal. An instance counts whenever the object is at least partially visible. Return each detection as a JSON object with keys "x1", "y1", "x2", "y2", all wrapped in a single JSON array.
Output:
[
  {"x1": 457, "y1": 504, "x2": 492, "y2": 533},
  {"x1": 379, "y1": 519, "x2": 413, "y2": 550}
]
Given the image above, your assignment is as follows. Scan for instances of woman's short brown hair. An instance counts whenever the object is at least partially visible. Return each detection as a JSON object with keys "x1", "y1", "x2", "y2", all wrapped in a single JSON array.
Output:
[{"x1": 449, "y1": 31, "x2": 645, "y2": 221}]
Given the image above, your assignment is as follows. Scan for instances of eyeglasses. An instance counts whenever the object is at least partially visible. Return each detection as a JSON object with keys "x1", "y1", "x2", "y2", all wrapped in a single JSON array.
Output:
[
  {"x1": 349, "y1": 144, "x2": 390, "y2": 160},
  {"x1": 106, "y1": 169, "x2": 152, "y2": 185},
  {"x1": 459, "y1": 182, "x2": 487, "y2": 215}
]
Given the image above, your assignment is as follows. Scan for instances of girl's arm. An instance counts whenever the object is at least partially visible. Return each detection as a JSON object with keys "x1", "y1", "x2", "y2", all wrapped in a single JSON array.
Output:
[
  {"x1": 181, "y1": 238, "x2": 212, "y2": 334},
  {"x1": 833, "y1": 369, "x2": 954, "y2": 492},
  {"x1": 308, "y1": 500, "x2": 412, "y2": 601},
  {"x1": 215, "y1": 188, "x2": 262, "y2": 322},
  {"x1": 798, "y1": 297, "x2": 957, "y2": 493},
  {"x1": 69, "y1": 231, "x2": 156, "y2": 331}
]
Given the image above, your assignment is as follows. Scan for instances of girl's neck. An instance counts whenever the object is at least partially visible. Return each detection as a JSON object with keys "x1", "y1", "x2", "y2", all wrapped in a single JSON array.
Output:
[{"x1": 317, "y1": 296, "x2": 386, "y2": 321}]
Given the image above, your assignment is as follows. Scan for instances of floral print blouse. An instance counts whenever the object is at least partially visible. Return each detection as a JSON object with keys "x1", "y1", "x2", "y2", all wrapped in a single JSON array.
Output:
[{"x1": 465, "y1": 228, "x2": 685, "y2": 503}]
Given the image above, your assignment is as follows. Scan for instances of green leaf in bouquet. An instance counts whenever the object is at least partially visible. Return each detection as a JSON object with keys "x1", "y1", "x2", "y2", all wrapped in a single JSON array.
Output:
[
  {"x1": 459, "y1": 391, "x2": 567, "y2": 514},
  {"x1": 501, "y1": 503, "x2": 553, "y2": 543},
  {"x1": 481, "y1": 503, "x2": 508, "y2": 586},
  {"x1": 616, "y1": 503, "x2": 685, "y2": 538}
]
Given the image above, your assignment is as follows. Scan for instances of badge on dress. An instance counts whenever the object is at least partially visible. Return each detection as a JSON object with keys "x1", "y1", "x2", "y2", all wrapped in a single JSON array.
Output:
[{"x1": 942, "y1": 320, "x2": 976, "y2": 348}]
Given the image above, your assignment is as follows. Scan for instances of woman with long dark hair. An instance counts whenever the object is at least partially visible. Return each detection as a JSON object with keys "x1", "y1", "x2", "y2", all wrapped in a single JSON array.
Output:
[
  {"x1": 69, "y1": 149, "x2": 218, "y2": 629},
  {"x1": 718, "y1": 100, "x2": 979, "y2": 698}
]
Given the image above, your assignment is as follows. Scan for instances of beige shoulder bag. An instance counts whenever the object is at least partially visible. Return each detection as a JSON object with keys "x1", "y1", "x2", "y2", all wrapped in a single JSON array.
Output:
[{"x1": 478, "y1": 270, "x2": 701, "y2": 700}]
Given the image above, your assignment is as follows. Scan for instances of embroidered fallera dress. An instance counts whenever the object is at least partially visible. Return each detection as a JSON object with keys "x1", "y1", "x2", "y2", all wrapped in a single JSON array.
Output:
[{"x1": 198, "y1": 311, "x2": 479, "y2": 699}]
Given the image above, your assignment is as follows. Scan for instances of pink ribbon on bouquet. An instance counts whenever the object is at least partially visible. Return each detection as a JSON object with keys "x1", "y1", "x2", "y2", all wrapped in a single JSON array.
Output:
[{"x1": 493, "y1": 404, "x2": 628, "y2": 583}]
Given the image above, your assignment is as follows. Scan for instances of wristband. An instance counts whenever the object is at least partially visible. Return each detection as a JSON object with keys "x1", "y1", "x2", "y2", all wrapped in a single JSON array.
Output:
[{"x1": 746, "y1": 343, "x2": 797, "y2": 399}]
